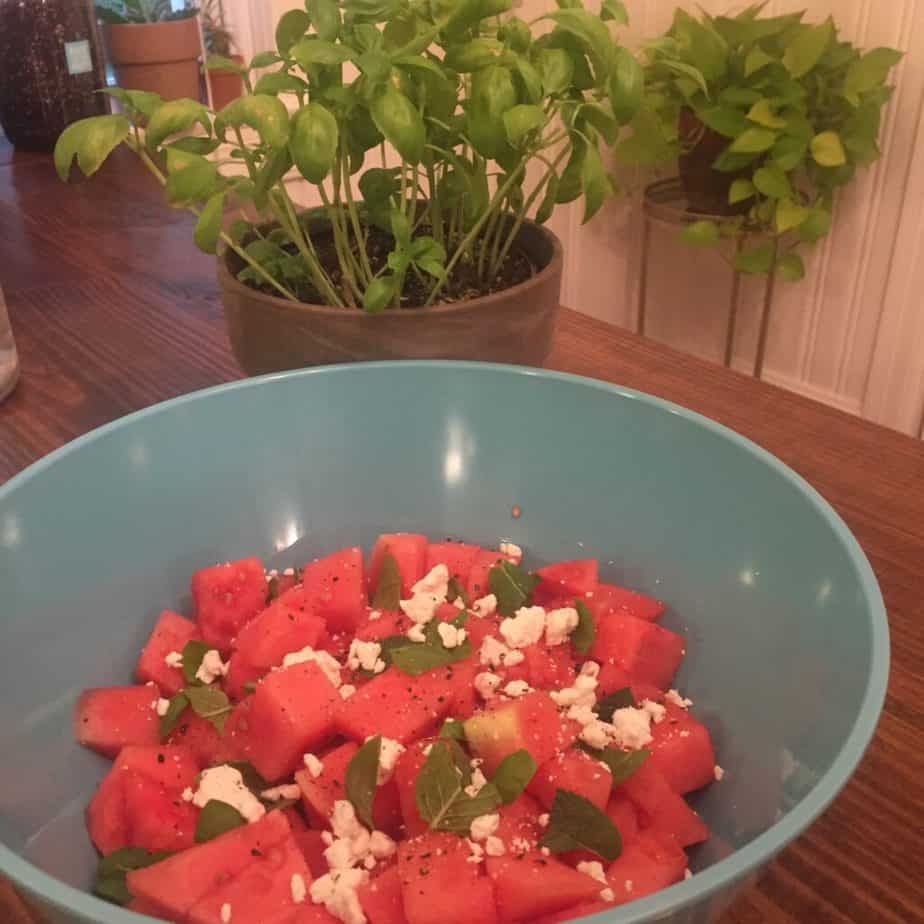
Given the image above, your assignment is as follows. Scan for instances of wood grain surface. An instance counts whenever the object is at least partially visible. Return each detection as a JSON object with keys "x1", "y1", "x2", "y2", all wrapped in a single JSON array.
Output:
[{"x1": 1, "y1": 142, "x2": 922, "y2": 924}]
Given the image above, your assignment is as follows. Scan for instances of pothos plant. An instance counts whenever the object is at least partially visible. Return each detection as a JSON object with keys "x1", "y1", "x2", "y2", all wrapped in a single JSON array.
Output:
[
  {"x1": 615, "y1": 4, "x2": 901, "y2": 281},
  {"x1": 56, "y1": 0, "x2": 643, "y2": 312}
]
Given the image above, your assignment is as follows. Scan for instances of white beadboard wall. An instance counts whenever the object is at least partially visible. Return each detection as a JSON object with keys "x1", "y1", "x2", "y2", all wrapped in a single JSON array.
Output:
[{"x1": 228, "y1": 0, "x2": 924, "y2": 436}]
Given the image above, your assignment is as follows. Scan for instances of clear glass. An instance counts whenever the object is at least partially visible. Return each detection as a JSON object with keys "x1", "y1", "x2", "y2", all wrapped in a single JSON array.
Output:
[{"x1": 0, "y1": 283, "x2": 20, "y2": 402}]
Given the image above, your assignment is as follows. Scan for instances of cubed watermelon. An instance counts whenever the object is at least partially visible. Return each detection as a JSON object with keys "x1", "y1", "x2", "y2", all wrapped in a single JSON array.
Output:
[
  {"x1": 136, "y1": 609, "x2": 200, "y2": 695},
  {"x1": 165, "y1": 707, "x2": 224, "y2": 767},
  {"x1": 355, "y1": 608, "x2": 410, "y2": 642},
  {"x1": 224, "y1": 654, "x2": 266, "y2": 702},
  {"x1": 466, "y1": 549, "x2": 505, "y2": 599},
  {"x1": 590, "y1": 582, "x2": 664, "y2": 622},
  {"x1": 368, "y1": 534, "x2": 429, "y2": 598},
  {"x1": 74, "y1": 685, "x2": 161, "y2": 757},
  {"x1": 292, "y1": 828, "x2": 328, "y2": 879},
  {"x1": 288, "y1": 907, "x2": 340, "y2": 924},
  {"x1": 647, "y1": 703, "x2": 716, "y2": 794},
  {"x1": 210, "y1": 697, "x2": 256, "y2": 765},
  {"x1": 359, "y1": 864, "x2": 409, "y2": 924},
  {"x1": 425, "y1": 541, "x2": 481, "y2": 584},
  {"x1": 528, "y1": 749, "x2": 611, "y2": 811},
  {"x1": 605, "y1": 831, "x2": 687, "y2": 903},
  {"x1": 504, "y1": 644, "x2": 575, "y2": 691},
  {"x1": 606, "y1": 792, "x2": 640, "y2": 847},
  {"x1": 302, "y1": 547, "x2": 367, "y2": 634},
  {"x1": 123, "y1": 771, "x2": 198, "y2": 852},
  {"x1": 248, "y1": 661, "x2": 340, "y2": 781},
  {"x1": 398, "y1": 832, "x2": 498, "y2": 924},
  {"x1": 617, "y1": 761, "x2": 708, "y2": 847},
  {"x1": 533, "y1": 560, "x2": 598, "y2": 605},
  {"x1": 464, "y1": 692, "x2": 579, "y2": 774},
  {"x1": 191, "y1": 557, "x2": 267, "y2": 652},
  {"x1": 589, "y1": 611, "x2": 684, "y2": 690},
  {"x1": 393, "y1": 740, "x2": 432, "y2": 837},
  {"x1": 494, "y1": 793, "x2": 543, "y2": 848}
]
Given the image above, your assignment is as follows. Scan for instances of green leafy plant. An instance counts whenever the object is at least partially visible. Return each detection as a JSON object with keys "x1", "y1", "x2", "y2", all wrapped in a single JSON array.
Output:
[
  {"x1": 201, "y1": 0, "x2": 235, "y2": 57},
  {"x1": 59, "y1": 0, "x2": 640, "y2": 311},
  {"x1": 617, "y1": 3, "x2": 901, "y2": 280},
  {"x1": 96, "y1": 0, "x2": 198, "y2": 24}
]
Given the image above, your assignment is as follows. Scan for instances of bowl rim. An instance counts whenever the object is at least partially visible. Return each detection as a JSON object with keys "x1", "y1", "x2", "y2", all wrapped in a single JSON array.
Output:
[{"x1": 0, "y1": 360, "x2": 890, "y2": 924}]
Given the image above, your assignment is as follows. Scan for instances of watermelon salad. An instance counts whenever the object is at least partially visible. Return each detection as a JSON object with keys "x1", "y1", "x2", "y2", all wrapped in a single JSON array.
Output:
[{"x1": 73, "y1": 534, "x2": 723, "y2": 924}]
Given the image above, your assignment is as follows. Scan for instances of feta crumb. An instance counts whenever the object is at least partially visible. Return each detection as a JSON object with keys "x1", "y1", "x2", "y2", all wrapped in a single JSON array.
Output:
[
  {"x1": 181, "y1": 787, "x2": 194, "y2": 802},
  {"x1": 464, "y1": 768, "x2": 488, "y2": 798},
  {"x1": 600, "y1": 888, "x2": 615, "y2": 902},
  {"x1": 363, "y1": 855, "x2": 377, "y2": 871},
  {"x1": 714, "y1": 765, "x2": 725, "y2": 781},
  {"x1": 580, "y1": 661, "x2": 600, "y2": 678},
  {"x1": 479, "y1": 636, "x2": 526, "y2": 669},
  {"x1": 679, "y1": 729, "x2": 691, "y2": 738},
  {"x1": 577, "y1": 861, "x2": 608, "y2": 884},
  {"x1": 538, "y1": 813, "x2": 550, "y2": 828},
  {"x1": 641, "y1": 699, "x2": 667, "y2": 724},
  {"x1": 368, "y1": 609, "x2": 382, "y2": 621},
  {"x1": 545, "y1": 607, "x2": 579, "y2": 646},
  {"x1": 550, "y1": 671, "x2": 598, "y2": 709},
  {"x1": 498, "y1": 541, "x2": 523, "y2": 564},
  {"x1": 465, "y1": 839, "x2": 485, "y2": 864},
  {"x1": 474, "y1": 672, "x2": 503, "y2": 700},
  {"x1": 400, "y1": 564, "x2": 449, "y2": 624},
  {"x1": 191, "y1": 765, "x2": 266, "y2": 823},
  {"x1": 194, "y1": 649, "x2": 228, "y2": 685},
  {"x1": 436, "y1": 622, "x2": 467, "y2": 649},
  {"x1": 347, "y1": 639, "x2": 386, "y2": 674},
  {"x1": 469, "y1": 813, "x2": 500, "y2": 841},
  {"x1": 280, "y1": 646, "x2": 342, "y2": 688},
  {"x1": 369, "y1": 830, "x2": 396, "y2": 859},
  {"x1": 511, "y1": 836, "x2": 532, "y2": 855},
  {"x1": 665, "y1": 689, "x2": 693, "y2": 709},
  {"x1": 376, "y1": 737, "x2": 405, "y2": 784},
  {"x1": 291, "y1": 873, "x2": 308, "y2": 904},
  {"x1": 164, "y1": 651, "x2": 183, "y2": 669},
  {"x1": 484, "y1": 836, "x2": 505, "y2": 857},
  {"x1": 502, "y1": 680, "x2": 532, "y2": 698},
  {"x1": 261, "y1": 784, "x2": 301, "y2": 802},
  {"x1": 406, "y1": 623, "x2": 427, "y2": 643},
  {"x1": 339, "y1": 684, "x2": 356, "y2": 700},
  {"x1": 579, "y1": 720, "x2": 612, "y2": 750},
  {"x1": 303, "y1": 754, "x2": 324, "y2": 778},
  {"x1": 154, "y1": 698, "x2": 170, "y2": 717},
  {"x1": 625, "y1": 880, "x2": 633, "y2": 893},
  {"x1": 331, "y1": 801, "x2": 366, "y2": 841},
  {"x1": 540, "y1": 846, "x2": 550, "y2": 857},
  {"x1": 609, "y1": 706, "x2": 654, "y2": 749},
  {"x1": 310, "y1": 869, "x2": 368, "y2": 924},
  {"x1": 471, "y1": 593, "x2": 497, "y2": 617},
  {"x1": 321, "y1": 831, "x2": 334, "y2": 846},
  {"x1": 499, "y1": 606, "x2": 546, "y2": 649},
  {"x1": 283, "y1": 567, "x2": 295, "y2": 577},
  {"x1": 220, "y1": 903, "x2": 232, "y2": 923},
  {"x1": 684, "y1": 868, "x2": 693, "y2": 880}
]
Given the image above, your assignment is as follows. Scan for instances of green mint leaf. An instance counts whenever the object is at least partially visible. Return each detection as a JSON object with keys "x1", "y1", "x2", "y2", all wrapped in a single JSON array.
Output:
[
  {"x1": 390, "y1": 636, "x2": 471, "y2": 675},
  {"x1": 593, "y1": 687, "x2": 635, "y2": 722},
  {"x1": 242, "y1": 681, "x2": 258, "y2": 694},
  {"x1": 488, "y1": 560, "x2": 540, "y2": 616},
  {"x1": 158, "y1": 692, "x2": 189, "y2": 740},
  {"x1": 345, "y1": 735, "x2": 381, "y2": 830},
  {"x1": 184, "y1": 686, "x2": 233, "y2": 734},
  {"x1": 446, "y1": 576, "x2": 469, "y2": 606},
  {"x1": 584, "y1": 746, "x2": 650, "y2": 786},
  {"x1": 571, "y1": 599, "x2": 595, "y2": 655},
  {"x1": 372, "y1": 550, "x2": 402, "y2": 609},
  {"x1": 439, "y1": 718, "x2": 467, "y2": 741},
  {"x1": 539, "y1": 789, "x2": 622, "y2": 861},
  {"x1": 94, "y1": 848, "x2": 173, "y2": 906},
  {"x1": 194, "y1": 800, "x2": 247, "y2": 843},
  {"x1": 491, "y1": 749, "x2": 537, "y2": 805},
  {"x1": 225, "y1": 760, "x2": 270, "y2": 794},
  {"x1": 181, "y1": 640, "x2": 212, "y2": 686}
]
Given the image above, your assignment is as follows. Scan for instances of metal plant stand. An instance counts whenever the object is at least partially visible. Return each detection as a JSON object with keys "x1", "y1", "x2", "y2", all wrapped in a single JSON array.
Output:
[{"x1": 638, "y1": 177, "x2": 778, "y2": 379}]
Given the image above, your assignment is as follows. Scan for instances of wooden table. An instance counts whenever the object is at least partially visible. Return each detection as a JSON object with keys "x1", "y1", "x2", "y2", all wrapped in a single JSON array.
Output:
[{"x1": 1, "y1": 144, "x2": 922, "y2": 924}]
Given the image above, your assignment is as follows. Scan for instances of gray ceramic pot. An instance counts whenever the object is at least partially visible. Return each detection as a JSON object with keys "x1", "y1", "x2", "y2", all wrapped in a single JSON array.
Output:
[{"x1": 216, "y1": 218, "x2": 563, "y2": 375}]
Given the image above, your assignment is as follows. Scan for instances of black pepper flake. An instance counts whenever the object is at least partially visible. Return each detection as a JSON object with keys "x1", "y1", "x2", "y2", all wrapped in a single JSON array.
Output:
[
  {"x1": 251, "y1": 848, "x2": 262, "y2": 857},
  {"x1": 419, "y1": 867, "x2": 430, "y2": 877},
  {"x1": 157, "y1": 753, "x2": 165, "y2": 764}
]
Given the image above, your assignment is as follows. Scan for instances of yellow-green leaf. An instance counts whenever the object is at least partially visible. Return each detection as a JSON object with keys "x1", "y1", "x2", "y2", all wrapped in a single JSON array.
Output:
[
  {"x1": 680, "y1": 219, "x2": 720, "y2": 246},
  {"x1": 145, "y1": 99, "x2": 210, "y2": 152},
  {"x1": 289, "y1": 102, "x2": 339, "y2": 183},
  {"x1": 782, "y1": 19, "x2": 833, "y2": 79},
  {"x1": 777, "y1": 252, "x2": 806, "y2": 281},
  {"x1": 753, "y1": 165, "x2": 792, "y2": 199},
  {"x1": 217, "y1": 94, "x2": 290, "y2": 149},
  {"x1": 747, "y1": 100, "x2": 786, "y2": 130},
  {"x1": 729, "y1": 178, "x2": 755, "y2": 204},
  {"x1": 54, "y1": 114, "x2": 130, "y2": 181},
  {"x1": 744, "y1": 46, "x2": 774, "y2": 77},
  {"x1": 775, "y1": 198, "x2": 810, "y2": 233},
  {"x1": 729, "y1": 127, "x2": 777, "y2": 154},
  {"x1": 810, "y1": 131, "x2": 847, "y2": 167},
  {"x1": 276, "y1": 8, "x2": 310, "y2": 56},
  {"x1": 194, "y1": 192, "x2": 226, "y2": 255}
]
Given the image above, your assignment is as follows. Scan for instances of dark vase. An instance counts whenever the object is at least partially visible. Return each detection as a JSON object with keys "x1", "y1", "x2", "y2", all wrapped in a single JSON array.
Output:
[{"x1": 0, "y1": 0, "x2": 108, "y2": 151}]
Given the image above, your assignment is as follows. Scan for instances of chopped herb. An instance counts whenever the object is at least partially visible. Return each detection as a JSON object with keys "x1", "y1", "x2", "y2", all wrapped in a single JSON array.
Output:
[
  {"x1": 345, "y1": 735, "x2": 381, "y2": 829},
  {"x1": 180, "y1": 640, "x2": 212, "y2": 686},
  {"x1": 184, "y1": 685, "x2": 233, "y2": 734},
  {"x1": 578, "y1": 743, "x2": 650, "y2": 786},
  {"x1": 539, "y1": 788, "x2": 621, "y2": 861},
  {"x1": 491, "y1": 749, "x2": 537, "y2": 805},
  {"x1": 439, "y1": 718, "x2": 467, "y2": 741},
  {"x1": 158, "y1": 691, "x2": 189, "y2": 740},
  {"x1": 94, "y1": 848, "x2": 173, "y2": 906},
  {"x1": 571, "y1": 599, "x2": 596, "y2": 655},
  {"x1": 488, "y1": 561, "x2": 540, "y2": 616},
  {"x1": 593, "y1": 687, "x2": 635, "y2": 722},
  {"x1": 372, "y1": 550, "x2": 402, "y2": 609},
  {"x1": 194, "y1": 800, "x2": 247, "y2": 843},
  {"x1": 446, "y1": 576, "x2": 469, "y2": 606}
]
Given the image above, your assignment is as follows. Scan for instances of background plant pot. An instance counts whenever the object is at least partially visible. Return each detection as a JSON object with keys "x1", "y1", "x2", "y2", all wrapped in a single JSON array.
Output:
[
  {"x1": 677, "y1": 108, "x2": 750, "y2": 216},
  {"x1": 217, "y1": 218, "x2": 563, "y2": 374},
  {"x1": 104, "y1": 18, "x2": 201, "y2": 101},
  {"x1": 208, "y1": 54, "x2": 244, "y2": 110}
]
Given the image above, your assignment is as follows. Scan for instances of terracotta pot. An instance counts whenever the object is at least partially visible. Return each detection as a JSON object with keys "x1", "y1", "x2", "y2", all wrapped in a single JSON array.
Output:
[
  {"x1": 216, "y1": 218, "x2": 563, "y2": 374},
  {"x1": 209, "y1": 54, "x2": 245, "y2": 110},
  {"x1": 104, "y1": 17, "x2": 201, "y2": 101}
]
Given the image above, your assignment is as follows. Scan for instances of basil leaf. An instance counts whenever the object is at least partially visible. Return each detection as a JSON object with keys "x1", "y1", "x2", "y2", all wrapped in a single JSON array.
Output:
[
  {"x1": 195, "y1": 800, "x2": 247, "y2": 843},
  {"x1": 180, "y1": 640, "x2": 211, "y2": 686},
  {"x1": 390, "y1": 636, "x2": 471, "y2": 675},
  {"x1": 439, "y1": 718, "x2": 467, "y2": 741},
  {"x1": 593, "y1": 687, "x2": 635, "y2": 722},
  {"x1": 372, "y1": 550, "x2": 402, "y2": 609},
  {"x1": 185, "y1": 686, "x2": 233, "y2": 734},
  {"x1": 579, "y1": 743, "x2": 650, "y2": 785},
  {"x1": 488, "y1": 560, "x2": 540, "y2": 616},
  {"x1": 446, "y1": 576, "x2": 469, "y2": 606},
  {"x1": 225, "y1": 760, "x2": 270, "y2": 794},
  {"x1": 491, "y1": 749, "x2": 537, "y2": 805},
  {"x1": 571, "y1": 599, "x2": 595, "y2": 655},
  {"x1": 94, "y1": 848, "x2": 173, "y2": 906},
  {"x1": 539, "y1": 788, "x2": 622, "y2": 861},
  {"x1": 158, "y1": 692, "x2": 189, "y2": 740},
  {"x1": 345, "y1": 735, "x2": 381, "y2": 829}
]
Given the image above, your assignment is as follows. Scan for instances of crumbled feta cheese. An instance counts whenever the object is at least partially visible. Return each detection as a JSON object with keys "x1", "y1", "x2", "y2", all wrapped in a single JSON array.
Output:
[
  {"x1": 347, "y1": 639, "x2": 386, "y2": 674},
  {"x1": 154, "y1": 698, "x2": 170, "y2": 717},
  {"x1": 290, "y1": 874, "x2": 307, "y2": 904},
  {"x1": 479, "y1": 636, "x2": 525, "y2": 668},
  {"x1": 310, "y1": 869, "x2": 368, "y2": 924},
  {"x1": 376, "y1": 737, "x2": 405, "y2": 784},
  {"x1": 406, "y1": 623, "x2": 427, "y2": 643},
  {"x1": 684, "y1": 868, "x2": 693, "y2": 880},
  {"x1": 625, "y1": 880, "x2": 634, "y2": 893},
  {"x1": 484, "y1": 836, "x2": 505, "y2": 857},
  {"x1": 464, "y1": 768, "x2": 488, "y2": 798},
  {"x1": 580, "y1": 661, "x2": 600, "y2": 678},
  {"x1": 498, "y1": 541, "x2": 523, "y2": 564},
  {"x1": 466, "y1": 839, "x2": 485, "y2": 864},
  {"x1": 577, "y1": 861, "x2": 607, "y2": 884},
  {"x1": 474, "y1": 672, "x2": 503, "y2": 700},
  {"x1": 400, "y1": 564, "x2": 449, "y2": 624},
  {"x1": 283, "y1": 567, "x2": 295, "y2": 577},
  {"x1": 714, "y1": 765, "x2": 725, "y2": 781},
  {"x1": 303, "y1": 754, "x2": 324, "y2": 778},
  {"x1": 436, "y1": 622, "x2": 467, "y2": 649},
  {"x1": 502, "y1": 680, "x2": 532, "y2": 698},
  {"x1": 679, "y1": 729, "x2": 691, "y2": 738},
  {"x1": 181, "y1": 787, "x2": 194, "y2": 802},
  {"x1": 540, "y1": 846, "x2": 550, "y2": 857},
  {"x1": 600, "y1": 888, "x2": 615, "y2": 902},
  {"x1": 469, "y1": 813, "x2": 500, "y2": 841},
  {"x1": 538, "y1": 813, "x2": 550, "y2": 828},
  {"x1": 609, "y1": 706, "x2": 654, "y2": 749},
  {"x1": 191, "y1": 766, "x2": 266, "y2": 823},
  {"x1": 369, "y1": 830, "x2": 396, "y2": 859},
  {"x1": 579, "y1": 720, "x2": 613, "y2": 750},
  {"x1": 195, "y1": 649, "x2": 228, "y2": 685},
  {"x1": 471, "y1": 594, "x2": 497, "y2": 617},
  {"x1": 261, "y1": 784, "x2": 301, "y2": 802},
  {"x1": 550, "y1": 671, "x2": 598, "y2": 709},
  {"x1": 164, "y1": 651, "x2": 183, "y2": 669},
  {"x1": 665, "y1": 689, "x2": 693, "y2": 709},
  {"x1": 220, "y1": 903, "x2": 232, "y2": 923},
  {"x1": 368, "y1": 609, "x2": 382, "y2": 622},
  {"x1": 280, "y1": 646, "x2": 342, "y2": 688},
  {"x1": 499, "y1": 606, "x2": 546, "y2": 649},
  {"x1": 545, "y1": 607, "x2": 579, "y2": 646},
  {"x1": 511, "y1": 837, "x2": 532, "y2": 855},
  {"x1": 331, "y1": 801, "x2": 366, "y2": 841},
  {"x1": 641, "y1": 699, "x2": 667, "y2": 724},
  {"x1": 321, "y1": 831, "x2": 334, "y2": 846},
  {"x1": 339, "y1": 684, "x2": 356, "y2": 699}
]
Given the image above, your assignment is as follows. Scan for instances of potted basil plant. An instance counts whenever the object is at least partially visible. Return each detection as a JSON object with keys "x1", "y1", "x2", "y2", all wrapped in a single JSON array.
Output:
[
  {"x1": 54, "y1": 0, "x2": 642, "y2": 373},
  {"x1": 616, "y1": 4, "x2": 901, "y2": 281}
]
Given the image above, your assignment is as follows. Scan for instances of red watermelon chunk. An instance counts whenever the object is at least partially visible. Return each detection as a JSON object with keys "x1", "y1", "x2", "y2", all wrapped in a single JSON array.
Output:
[
  {"x1": 248, "y1": 661, "x2": 340, "y2": 781},
  {"x1": 487, "y1": 851, "x2": 601, "y2": 923},
  {"x1": 605, "y1": 831, "x2": 687, "y2": 904},
  {"x1": 528, "y1": 749, "x2": 612, "y2": 811},
  {"x1": 288, "y1": 907, "x2": 340, "y2": 924},
  {"x1": 393, "y1": 740, "x2": 432, "y2": 837},
  {"x1": 398, "y1": 831, "x2": 498, "y2": 924},
  {"x1": 504, "y1": 644, "x2": 575, "y2": 691},
  {"x1": 466, "y1": 548, "x2": 505, "y2": 599},
  {"x1": 590, "y1": 582, "x2": 664, "y2": 622},
  {"x1": 359, "y1": 864, "x2": 409, "y2": 924},
  {"x1": 126, "y1": 897, "x2": 168, "y2": 918},
  {"x1": 355, "y1": 609, "x2": 410, "y2": 642},
  {"x1": 292, "y1": 828, "x2": 328, "y2": 879},
  {"x1": 589, "y1": 611, "x2": 684, "y2": 690},
  {"x1": 647, "y1": 703, "x2": 716, "y2": 794},
  {"x1": 123, "y1": 771, "x2": 198, "y2": 851},
  {"x1": 617, "y1": 761, "x2": 708, "y2": 847},
  {"x1": 126, "y1": 810, "x2": 292, "y2": 918},
  {"x1": 192, "y1": 557, "x2": 267, "y2": 652},
  {"x1": 74, "y1": 685, "x2": 161, "y2": 757},
  {"x1": 224, "y1": 654, "x2": 266, "y2": 702},
  {"x1": 368, "y1": 534, "x2": 429, "y2": 599},
  {"x1": 606, "y1": 792, "x2": 640, "y2": 847},
  {"x1": 494, "y1": 793, "x2": 543, "y2": 848},
  {"x1": 464, "y1": 691, "x2": 579, "y2": 774},
  {"x1": 302, "y1": 547, "x2": 367, "y2": 634},
  {"x1": 210, "y1": 697, "x2": 256, "y2": 766},
  {"x1": 425, "y1": 541, "x2": 481, "y2": 584},
  {"x1": 533, "y1": 560, "x2": 598, "y2": 605},
  {"x1": 165, "y1": 708, "x2": 225, "y2": 767},
  {"x1": 136, "y1": 609, "x2": 200, "y2": 695}
]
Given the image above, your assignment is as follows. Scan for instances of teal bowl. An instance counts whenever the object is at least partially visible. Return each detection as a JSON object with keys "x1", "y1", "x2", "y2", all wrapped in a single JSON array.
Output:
[{"x1": 0, "y1": 363, "x2": 888, "y2": 924}]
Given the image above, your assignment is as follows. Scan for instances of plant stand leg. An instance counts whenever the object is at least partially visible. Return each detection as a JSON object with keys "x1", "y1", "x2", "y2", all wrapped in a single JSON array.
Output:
[
  {"x1": 724, "y1": 238, "x2": 745, "y2": 368},
  {"x1": 753, "y1": 257, "x2": 778, "y2": 380},
  {"x1": 637, "y1": 213, "x2": 652, "y2": 336}
]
